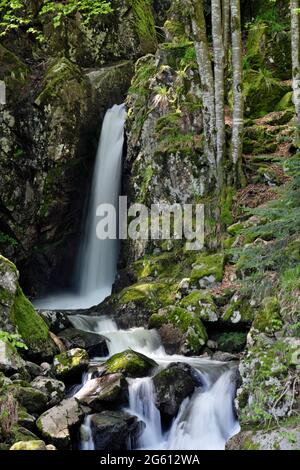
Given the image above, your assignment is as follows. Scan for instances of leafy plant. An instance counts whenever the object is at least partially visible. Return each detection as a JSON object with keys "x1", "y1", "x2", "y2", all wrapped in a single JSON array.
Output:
[{"x1": 0, "y1": 330, "x2": 28, "y2": 351}]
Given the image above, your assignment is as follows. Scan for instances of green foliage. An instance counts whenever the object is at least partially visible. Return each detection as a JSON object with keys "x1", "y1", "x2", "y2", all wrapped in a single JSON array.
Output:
[
  {"x1": 0, "y1": 0, "x2": 112, "y2": 41},
  {"x1": 233, "y1": 155, "x2": 300, "y2": 294},
  {"x1": 0, "y1": 232, "x2": 18, "y2": 247},
  {"x1": 0, "y1": 330, "x2": 27, "y2": 351}
]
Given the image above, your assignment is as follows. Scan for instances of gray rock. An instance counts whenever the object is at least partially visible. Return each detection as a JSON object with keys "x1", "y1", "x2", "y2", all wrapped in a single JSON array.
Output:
[
  {"x1": 153, "y1": 363, "x2": 201, "y2": 420},
  {"x1": 37, "y1": 398, "x2": 86, "y2": 449},
  {"x1": 38, "y1": 310, "x2": 71, "y2": 334},
  {"x1": 226, "y1": 426, "x2": 300, "y2": 450},
  {"x1": 30, "y1": 376, "x2": 65, "y2": 406},
  {"x1": 75, "y1": 373, "x2": 128, "y2": 410},
  {"x1": 13, "y1": 385, "x2": 48, "y2": 415},
  {"x1": 91, "y1": 410, "x2": 145, "y2": 451},
  {"x1": 25, "y1": 361, "x2": 45, "y2": 379},
  {"x1": 58, "y1": 328, "x2": 108, "y2": 357},
  {"x1": 17, "y1": 411, "x2": 36, "y2": 432},
  {"x1": 0, "y1": 340, "x2": 25, "y2": 376}
]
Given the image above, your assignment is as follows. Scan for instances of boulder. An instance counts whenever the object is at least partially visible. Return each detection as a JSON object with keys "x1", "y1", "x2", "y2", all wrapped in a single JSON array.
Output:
[
  {"x1": 25, "y1": 362, "x2": 45, "y2": 379},
  {"x1": 58, "y1": 328, "x2": 108, "y2": 357},
  {"x1": 149, "y1": 306, "x2": 208, "y2": 355},
  {"x1": 30, "y1": 376, "x2": 65, "y2": 407},
  {"x1": 12, "y1": 385, "x2": 48, "y2": 415},
  {"x1": 10, "y1": 440, "x2": 47, "y2": 451},
  {"x1": 104, "y1": 349, "x2": 157, "y2": 378},
  {"x1": 90, "y1": 410, "x2": 145, "y2": 451},
  {"x1": 36, "y1": 398, "x2": 85, "y2": 449},
  {"x1": 153, "y1": 363, "x2": 201, "y2": 420},
  {"x1": 0, "y1": 340, "x2": 25, "y2": 376},
  {"x1": 226, "y1": 426, "x2": 300, "y2": 450},
  {"x1": 38, "y1": 310, "x2": 72, "y2": 334},
  {"x1": 52, "y1": 348, "x2": 89, "y2": 381},
  {"x1": 0, "y1": 256, "x2": 57, "y2": 361},
  {"x1": 75, "y1": 373, "x2": 128, "y2": 410},
  {"x1": 17, "y1": 410, "x2": 36, "y2": 431}
]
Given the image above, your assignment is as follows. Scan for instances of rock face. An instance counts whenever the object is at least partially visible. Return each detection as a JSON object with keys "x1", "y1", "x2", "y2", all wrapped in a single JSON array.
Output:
[
  {"x1": 52, "y1": 348, "x2": 89, "y2": 381},
  {"x1": 30, "y1": 376, "x2": 65, "y2": 407},
  {"x1": 153, "y1": 363, "x2": 201, "y2": 420},
  {"x1": 0, "y1": 256, "x2": 57, "y2": 360},
  {"x1": 104, "y1": 349, "x2": 157, "y2": 378},
  {"x1": 58, "y1": 328, "x2": 108, "y2": 358},
  {"x1": 0, "y1": 340, "x2": 25, "y2": 376},
  {"x1": 36, "y1": 398, "x2": 85, "y2": 449},
  {"x1": 90, "y1": 410, "x2": 145, "y2": 451},
  {"x1": 75, "y1": 373, "x2": 128, "y2": 410}
]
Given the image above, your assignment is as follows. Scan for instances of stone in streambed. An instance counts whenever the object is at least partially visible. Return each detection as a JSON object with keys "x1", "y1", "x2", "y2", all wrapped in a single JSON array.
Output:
[
  {"x1": 90, "y1": 410, "x2": 145, "y2": 451},
  {"x1": 75, "y1": 373, "x2": 128, "y2": 410},
  {"x1": 52, "y1": 348, "x2": 89, "y2": 381},
  {"x1": 58, "y1": 328, "x2": 108, "y2": 357},
  {"x1": 104, "y1": 349, "x2": 157, "y2": 378},
  {"x1": 30, "y1": 376, "x2": 65, "y2": 407},
  {"x1": 36, "y1": 398, "x2": 86, "y2": 449},
  {"x1": 0, "y1": 340, "x2": 25, "y2": 376},
  {"x1": 10, "y1": 440, "x2": 47, "y2": 450},
  {"x1": 10, "y1": 384, "x2": 48, "y2": 415},
  {"x1": 153, "y1": 362, "x2": 201, "y2": 420}
]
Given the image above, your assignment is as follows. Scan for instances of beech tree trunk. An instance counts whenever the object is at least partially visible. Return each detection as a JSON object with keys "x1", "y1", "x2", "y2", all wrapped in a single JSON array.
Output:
[
  {"x1": 230, "y1": 0, "x2": 243, "y2": 168},
  {"x1": 211, "y1": 0, "x2": 225, "y2": 173},
  {"x1": 190, "y1": 0, "x2": 216, "y2": 169},
  {"x1": 222, "y1": 0, "x2": 230, "y2": 70},
  {"x1": 291, "y1": 0, "x2": 300, "y2": 139}
]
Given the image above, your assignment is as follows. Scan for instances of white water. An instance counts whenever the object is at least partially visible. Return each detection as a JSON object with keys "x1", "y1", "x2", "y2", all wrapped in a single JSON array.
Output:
[
  {"x1": 73, "y1": 315, "x2": 240, "y2": 451},
  {"x1": 34, "y1": 104, "x2": 126, "y2": 310}
]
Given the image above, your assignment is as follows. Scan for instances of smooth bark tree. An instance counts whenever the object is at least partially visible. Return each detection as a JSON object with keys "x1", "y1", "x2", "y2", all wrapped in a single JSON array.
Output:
[
  {"x1": 189, "y1": 0, "x2": 217, "y2": 170},
  {"x1": 230, "y1": 0, "x2": 244, "y2": 169},
  {"x1": 222, "y1": 0, "x2": 231, "y2": 70},
  {"x1": 291, "y1": 0, "x2": 300, "y2": 140},
  {"x1": 211, "y1": 0, "x2": 225, "y2": 170}
]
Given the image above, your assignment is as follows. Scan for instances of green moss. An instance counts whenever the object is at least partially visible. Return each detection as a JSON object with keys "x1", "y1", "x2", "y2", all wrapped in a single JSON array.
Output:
[
  {"x1": 149, "y1": 305, "x2": 208, "y2": 354},
  {"x1": 0, "y1": 45, "x2": 29, "y2": 99},
  {"x1": 127, "y1": 0, "x2": 157, "y2": 54},
  {"x1": 105, "y1": 349, "x2": 156, "y2": 377},
  {"x1": 253, "y1": 296, "x2": 283, "y2": 333},
  {"x1": 179, "y1": 290, "x2": 218, "y2": 322},
  {"x1": 190, "y1": 253, "x2": 224, "y2": 284},
  {"x1": 12, "y1": 287, "x2": 52, "y2": 354},
  {"x1": 221, "y1": 186, "x2": 235, "y2": 226},
  {"x1": 53, "y1": 348, "x2": 88, "y2": 377},
  {"x1": 223, "y1": 296, "x2": 255, "y2": 323}
]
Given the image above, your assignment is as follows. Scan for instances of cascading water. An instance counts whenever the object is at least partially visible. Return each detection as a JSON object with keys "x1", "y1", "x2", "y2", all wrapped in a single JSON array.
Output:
[
  {"x1": 71, "y1": 315, "x2": 240, "y2": 451},
  {"x1": 34, "y1": 104, "x2": 126, "y2": 310},
  {"x1": 32, "y1": 101, "x2": 240, "y2": 451}
]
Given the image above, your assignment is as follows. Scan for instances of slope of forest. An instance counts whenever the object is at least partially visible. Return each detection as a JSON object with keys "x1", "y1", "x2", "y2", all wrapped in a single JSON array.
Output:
[{"x1": 0, "y1": 0, "x2": 299, "y2": 451}]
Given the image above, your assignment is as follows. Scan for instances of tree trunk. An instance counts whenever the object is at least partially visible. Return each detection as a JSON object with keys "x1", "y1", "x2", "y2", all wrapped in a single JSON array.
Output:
[
  {"x1": 230, "y1": 0, "x2": 243, "y2": 171},
  {"x1": 222, "y1": 0, "x2": 230, "y2": 70},
  {"x1": 291, "y1": 0, "x2": 300, "y2": 140},
  {"x1": 211, "y1": 0, "x2": 225, "y2": 177},
  {"x1": 190, "y1": 0, "x2": 216, "y2": 170}
]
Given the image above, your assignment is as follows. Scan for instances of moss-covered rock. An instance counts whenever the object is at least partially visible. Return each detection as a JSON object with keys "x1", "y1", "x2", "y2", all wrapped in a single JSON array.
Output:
[
  {"x1": 8, "y1": 384, "x2": 48, "y2": 415},
  {"x1": 104, "y1": 349, "x2": 157, "y2": 378},
  {"x1": 179, "y1": 290, "x2": 218, "y2": 322},
  {"x1": 75, "y1": 373, "x2": 128, "y2": 410},
  {"x1": 52, "y1": 348, "x2": 89, "y2": 381},
  {"x1": 222, "y1": 294, "x2": 255, "y2": 325},
  {"x1": 212, "y1": 331, "x2": 247, "y2": 353},
  {"x1": 149, "y1": 305, "x2": 208, "y2": 355},
  {"x1": 0, "y1": 45, "x2": 29, "y2": 101},
  {"x1": 190, "y1": 253, "x2": 225, "y2": 287},
  {"x1": 10, "y1": 440, "x2": 48, "y2": 450},
  {"x1": 0, "y1": 340, "x2": 25, "y2": 376}
]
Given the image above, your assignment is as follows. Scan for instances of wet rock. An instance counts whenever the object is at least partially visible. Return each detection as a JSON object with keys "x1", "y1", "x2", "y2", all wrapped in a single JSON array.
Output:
[
  {"x1": 153, "y1": 363, "x2": 201, "y2": 420},
  {"x1": 0, "y1": 340, "x2": 25, "y2": 376},
  {"x1": 90, "y1": 410, "x2": 145, "y2": 451},
  {"x1": 104, "y1": 349, "x2": 157, "y2": 378},
  {"x1": 52, "y1": 348, "x2": 89, "y2": 382},
  {"x1": 25, "y1": 362, "x2": 45, "y2": 379},
  {"x1": 58, "y1": 328, "x2": 108, "y2": 358},
  {"x1": 39, "y1": 310, "x2": 72, "y2": 334},
  {"x1": 36, "y1": 398, "x2": 86, "y2": 449},
  {"x1": 30, "y1": 376, "x2": 65, "y2": 407},
  {"x1": 75, "y1": 373, "x2": 128, "y2": 410}
]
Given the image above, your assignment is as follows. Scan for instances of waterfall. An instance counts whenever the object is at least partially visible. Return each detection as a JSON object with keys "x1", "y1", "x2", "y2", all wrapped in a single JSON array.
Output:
[
  {"x1": 80, "y1": 415, "x2": 95, "y2": 450},
  {"x1": 126, "y1": 377, "x2": 162, "y2": 449},
  {"x1": 34, "y1": 104, "x2": 126, "y2": 310}
]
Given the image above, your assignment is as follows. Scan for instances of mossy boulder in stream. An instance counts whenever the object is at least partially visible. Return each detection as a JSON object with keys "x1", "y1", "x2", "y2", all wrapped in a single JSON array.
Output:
[
  {"x1": 104, "y1": 349, "x2": 157, "y2": 378},
  {"x1": 149, "y1": 305, "x2": 208, "y2": 355},
  {"x1": 52, "y1": 348, "x2": 89, "y2": 382}
]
